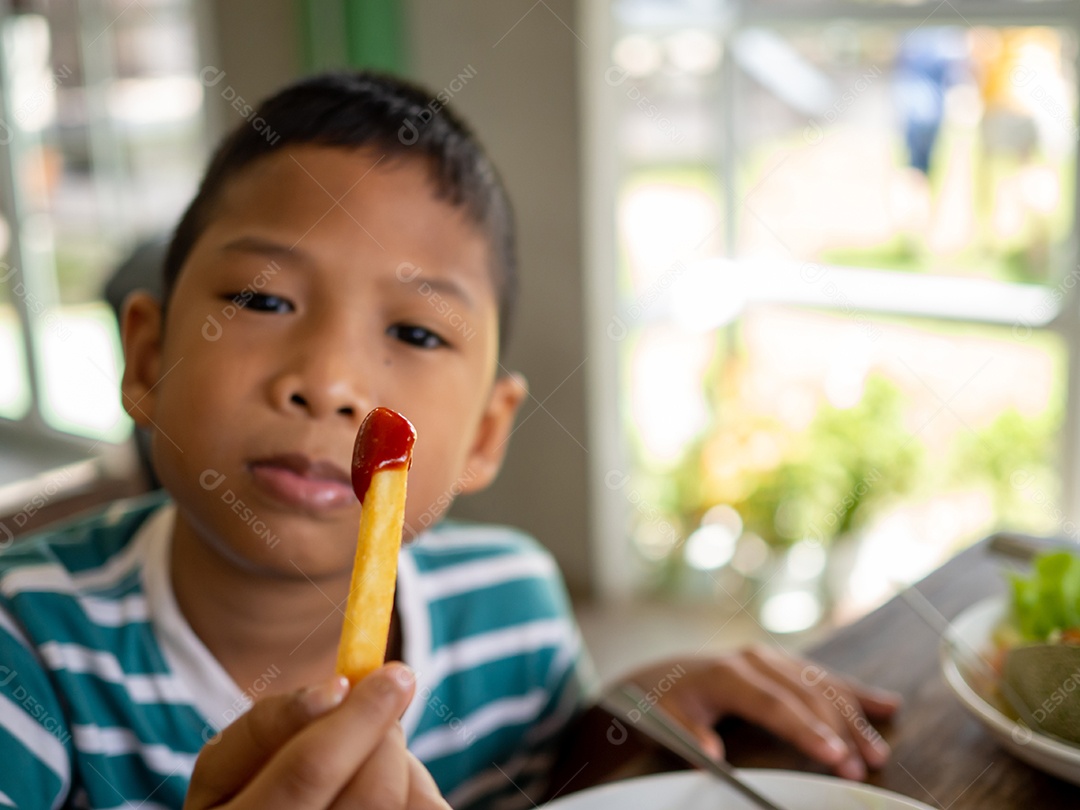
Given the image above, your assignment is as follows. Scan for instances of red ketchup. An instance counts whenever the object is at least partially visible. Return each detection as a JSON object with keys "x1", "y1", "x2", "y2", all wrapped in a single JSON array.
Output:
[{"x1": 351, "y1": 407, "x2": 417, "y2": 503}]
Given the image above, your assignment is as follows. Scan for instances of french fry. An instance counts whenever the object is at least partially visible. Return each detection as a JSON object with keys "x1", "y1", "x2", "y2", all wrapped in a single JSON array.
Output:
[{"x1": 336, "y1": 407, "x2": 416, "y2": 684}]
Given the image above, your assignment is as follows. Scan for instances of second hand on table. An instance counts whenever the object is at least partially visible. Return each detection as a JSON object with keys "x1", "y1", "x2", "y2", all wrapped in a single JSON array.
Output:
[{"x1": 599, "y1": 684, "x2": 789, "y2": 810}]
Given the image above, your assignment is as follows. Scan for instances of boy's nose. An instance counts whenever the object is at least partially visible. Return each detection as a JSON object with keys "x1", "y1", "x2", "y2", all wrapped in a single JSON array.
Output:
[
  {"x1": 267, "y1": 312, "x2": 373, "y2": 421},
  {"x1": 287, "y1": 390, "x2": 356, "y2": 418},
  {"x1": 269, "y1": 363, "x2": 370, "y2": 422}
]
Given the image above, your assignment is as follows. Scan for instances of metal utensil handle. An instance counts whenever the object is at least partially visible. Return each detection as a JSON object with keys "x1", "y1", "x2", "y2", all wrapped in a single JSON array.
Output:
[{"x1": 603, "y1": 684, "x2": 788, "y2": 810}]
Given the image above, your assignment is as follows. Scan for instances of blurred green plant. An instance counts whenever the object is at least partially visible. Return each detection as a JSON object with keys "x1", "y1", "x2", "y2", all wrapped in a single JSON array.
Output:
[
  {"x1": 949, "y1": 402, "x2": 1060, "y2": 529},
  {"x1": 662, "y1": 359, "x2": 1061, "y2": 573},
  {"x1": 676, "y1": 374, "x2": 922, "y2": 549}
]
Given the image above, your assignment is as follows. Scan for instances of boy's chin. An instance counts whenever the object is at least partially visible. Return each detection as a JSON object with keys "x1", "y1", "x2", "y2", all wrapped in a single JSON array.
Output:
[
  {"x1": 187, "y1": 509, "x2": 357, "y2": 582},
  {"x1": 226, "y1": 536, "x2": 355, "y2": 582}
]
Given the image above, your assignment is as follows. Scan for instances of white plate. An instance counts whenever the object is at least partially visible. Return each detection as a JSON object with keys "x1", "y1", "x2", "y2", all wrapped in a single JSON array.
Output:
[
  {"x1": 941, "y1": 596, "x2": 1080, "y2": 785},
  {"x1": 542, "y1": 770, "x2": 935, "y2": 809}
]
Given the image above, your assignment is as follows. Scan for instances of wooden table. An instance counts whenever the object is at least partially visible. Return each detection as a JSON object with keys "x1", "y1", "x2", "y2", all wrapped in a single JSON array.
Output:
[{"x1": 718, "y1": 538, "x2": 1080, "y2": 808}]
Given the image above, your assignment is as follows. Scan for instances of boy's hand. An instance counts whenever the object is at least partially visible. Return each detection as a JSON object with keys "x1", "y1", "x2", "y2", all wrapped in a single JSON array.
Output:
[
  {"x1": 184, "y1": 663, "x2": 450, "y2": 810},
  {"x1": 622, "y1": 646, "x2": 901, "y2": 781}
]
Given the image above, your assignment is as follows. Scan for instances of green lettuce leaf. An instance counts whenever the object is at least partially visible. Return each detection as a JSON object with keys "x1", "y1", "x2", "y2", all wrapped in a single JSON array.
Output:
[{"x1": 1009, "y1": 551, "x2": 1080, "y2": 642}]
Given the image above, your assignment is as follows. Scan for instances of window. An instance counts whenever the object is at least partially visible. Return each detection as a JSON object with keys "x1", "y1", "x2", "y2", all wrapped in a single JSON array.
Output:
[
  {"x1": 583, "y1": 0, "x2": 1080, "y2": 631},
  {"x1": 0, "y1": 0, "x2": 205, "y2": 446}
]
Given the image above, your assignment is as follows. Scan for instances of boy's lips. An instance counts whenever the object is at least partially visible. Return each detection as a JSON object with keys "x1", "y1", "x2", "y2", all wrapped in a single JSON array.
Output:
[{"x1": 248, "y1": 453, "x2": 355, "y2": 511}]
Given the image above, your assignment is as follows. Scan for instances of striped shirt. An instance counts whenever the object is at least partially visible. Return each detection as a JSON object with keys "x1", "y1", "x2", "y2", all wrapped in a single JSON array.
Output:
[{"x1": 0, "y1": 493, "x2": 589, "y2": 809}]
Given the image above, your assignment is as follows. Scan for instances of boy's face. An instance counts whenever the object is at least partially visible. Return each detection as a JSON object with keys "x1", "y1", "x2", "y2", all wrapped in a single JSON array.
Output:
[{"x1": 121, "y1": 146, "x2": 526, "y2": 579}]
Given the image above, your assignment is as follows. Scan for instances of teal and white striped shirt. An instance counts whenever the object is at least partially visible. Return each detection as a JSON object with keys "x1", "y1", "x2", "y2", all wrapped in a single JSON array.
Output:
[{"x1": 0, "y1": 493, "x2": 588, "y2": 809}]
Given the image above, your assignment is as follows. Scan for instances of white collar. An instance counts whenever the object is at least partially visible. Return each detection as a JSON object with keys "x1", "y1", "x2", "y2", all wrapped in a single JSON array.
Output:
[
  {"x1": 135, "y1": 502, "x2": 435, "y2": 738},
  {"x1": 138, "y1": 504, "x2": 249, "y2": 732}
]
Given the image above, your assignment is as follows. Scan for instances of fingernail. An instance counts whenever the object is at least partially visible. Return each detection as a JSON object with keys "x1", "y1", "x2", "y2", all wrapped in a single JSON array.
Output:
[
  {"x1": 388, "y1": 662, "x2": 415, "y2": 688},
  {"x1": 701, "y1": 738, "x2": 723, "y2": 761},
  {"x1": 371, "y1": 663, "x2": 415, "y2": 694},
  {"x1": 871, "y1": 735, "x2": 891, "y2": 762},
  {"x1": 817, "y1": 725, "x2": 848, "y2": 760},
  {"x1": 299, "y1": 675, "x2": 350, "y2": 716},
  {"x1": 871, "y1": 687, "x2": 902, "y2": 705},
  {"x1": 839, "y1": 756, "x2": 867, "y2": 781}
]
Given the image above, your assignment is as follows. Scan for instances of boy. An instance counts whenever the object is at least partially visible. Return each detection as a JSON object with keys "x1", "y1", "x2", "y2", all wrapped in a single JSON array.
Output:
[{"x1": 0, "y1": 72, "x2": 898, "y2": 809}]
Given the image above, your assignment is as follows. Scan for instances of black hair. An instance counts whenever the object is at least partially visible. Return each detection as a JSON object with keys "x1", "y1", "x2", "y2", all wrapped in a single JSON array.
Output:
[{"x1": 164, "y1": 70, "x2": 517, "y2": 348}]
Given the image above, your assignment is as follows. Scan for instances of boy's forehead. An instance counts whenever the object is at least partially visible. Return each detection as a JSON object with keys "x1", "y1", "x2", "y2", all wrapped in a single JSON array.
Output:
[
  {"x1": 220, "y1": 145, "x2": 437, "y2": 218},
  {"x1": 204, "y1": 145, "x2": 497, "y2": 291}
]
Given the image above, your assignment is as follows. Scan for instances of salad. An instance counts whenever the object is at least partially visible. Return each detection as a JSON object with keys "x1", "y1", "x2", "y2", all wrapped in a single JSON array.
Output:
[
  {"x1": 991, "y1": 551, "x2": 1080, "y2": 744},
  {"x1": 1005, "y1": 551, "x2": 1080, "y2": 646}
]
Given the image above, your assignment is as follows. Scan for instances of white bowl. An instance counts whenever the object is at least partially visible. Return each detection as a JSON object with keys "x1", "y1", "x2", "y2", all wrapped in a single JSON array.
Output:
[
  {"x1": 542, "y1": 769, "x2": 935, "y2": 809},
  {"x1": 941, "y1": 596, "x2": 1080, "y2": 785}
]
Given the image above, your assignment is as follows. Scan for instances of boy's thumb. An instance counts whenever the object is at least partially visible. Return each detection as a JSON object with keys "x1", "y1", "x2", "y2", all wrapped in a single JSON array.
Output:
[{"x1": 185, "y1": 676, "x2": 350, "y2": 809}]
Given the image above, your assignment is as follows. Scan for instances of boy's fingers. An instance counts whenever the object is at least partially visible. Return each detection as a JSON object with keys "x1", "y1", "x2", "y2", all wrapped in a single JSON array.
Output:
[
  {"x1": 775, "y1": 655, "x2": 898, "y2": 772},
  {"x1": 850, "y1": 681, "x2": 903, "y2": 719},
  {"x1": 838, "y1": 679, "x2": 900, "y2": 771},
  {"x1": 184, "y1": 676, "x2": 350, "y2": 808},
  {"x1": 328, "y1": 725, "x2": 409, "y2": 810},
  {"x1": 691, "y1": 727, "x2": 725, "y2": 763},
  {"x1": 751, "y1": 649, "x2": 898, "y2": 777},
  {"x1": 788, "y1": 674, "x2": 882, "y2": 777},
  {"x1": 803, "y1": 672, "x2": 896, "y2": 773},
  {"x1": 803, "y1": 652, "x2": 901, "y2": 721},
  {"x1": 648, "y1": 700, "x2": 726, "y2": 763},
  {"x1": 235, "y1": 664, "x2": 416, "y2": 810},
  {"x1": 742, "y1": 649, "x2": 875, "y2": 778},
  {"x1": 708, "y1": 659, "x2": 851, "y2": 770},
  {"x1": 405, "y1": 751, "x2": 453, "y2": 809}
]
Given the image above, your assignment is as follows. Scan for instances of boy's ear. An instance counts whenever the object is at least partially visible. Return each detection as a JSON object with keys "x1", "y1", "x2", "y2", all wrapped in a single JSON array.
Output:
[
  {"x1": 459, "y1": 372, "x2": 529, "y2": 494},
  {"x1": 119, "y1": 291, "x2": 164, "y2": 428}
]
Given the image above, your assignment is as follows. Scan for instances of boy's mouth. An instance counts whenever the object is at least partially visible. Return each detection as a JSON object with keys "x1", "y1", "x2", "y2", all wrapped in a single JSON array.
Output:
[{"x1": 248, "y1": 453, "x2": 355, "y2": 511}]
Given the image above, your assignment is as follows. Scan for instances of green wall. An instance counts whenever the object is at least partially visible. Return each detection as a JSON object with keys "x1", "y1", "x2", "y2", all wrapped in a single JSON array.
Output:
[{"x1": 297, "y1": 0, "x2": 406, "y2": 73}]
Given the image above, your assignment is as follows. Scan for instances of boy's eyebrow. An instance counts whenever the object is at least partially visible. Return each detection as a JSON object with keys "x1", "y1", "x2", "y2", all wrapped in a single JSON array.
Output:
[
  {"x1": 399, "y1": 275, "x2": 475, "y2": 310},
  {"x1": 220, "y1": 235, "x2": 305, "y2": 262},
  {"x1": 222, "y1": 235, "x2": 478, "y2": 310}
]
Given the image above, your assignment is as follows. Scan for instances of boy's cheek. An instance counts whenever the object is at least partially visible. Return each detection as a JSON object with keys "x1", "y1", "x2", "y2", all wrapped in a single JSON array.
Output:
[{"x1": 403, "y1": 476, "x2": 476, "y2": 539}]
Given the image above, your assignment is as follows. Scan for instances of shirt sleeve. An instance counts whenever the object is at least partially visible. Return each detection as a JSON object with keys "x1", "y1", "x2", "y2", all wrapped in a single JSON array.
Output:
[{"x1": 0, "y1": 603, "x2": 72, "y2": 809}]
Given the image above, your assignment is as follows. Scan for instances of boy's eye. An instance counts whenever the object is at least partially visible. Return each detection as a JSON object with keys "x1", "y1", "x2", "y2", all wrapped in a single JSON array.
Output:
[
  {"x1": 388, "y1": 324, "x2": 448, "y2": 349},
  {"x1": 227, "y1": 292, "x2": 294, "y2": 313}
]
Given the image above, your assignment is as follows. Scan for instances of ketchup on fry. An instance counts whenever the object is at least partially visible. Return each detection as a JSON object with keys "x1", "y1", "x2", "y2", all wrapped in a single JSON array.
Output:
[{"x1": 351, "y1": 407, "x2": 417, "y2": 503}]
